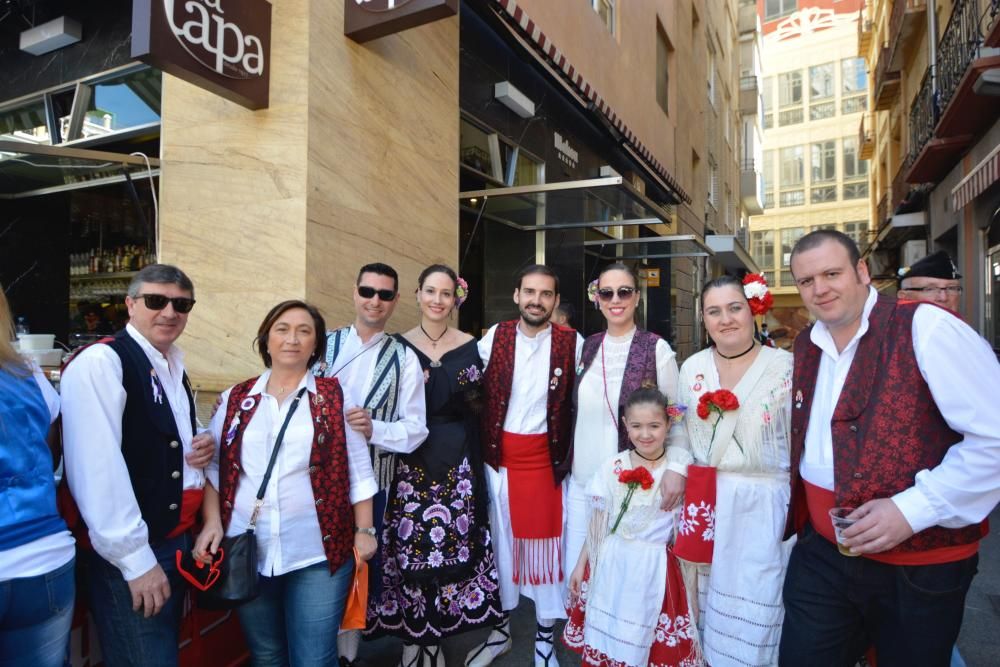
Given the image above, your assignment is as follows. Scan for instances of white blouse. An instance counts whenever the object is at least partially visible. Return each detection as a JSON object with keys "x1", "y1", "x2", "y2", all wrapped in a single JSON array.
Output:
[
  {"x1": 208, "y1": 371, "x2": 376, "y2": 577},
  {"x1": 571, "y1": 328, "x2": 682, "y2": 485}
]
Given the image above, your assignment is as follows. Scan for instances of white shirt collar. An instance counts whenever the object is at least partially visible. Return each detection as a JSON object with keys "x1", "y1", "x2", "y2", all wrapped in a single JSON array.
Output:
[
  {"x1": 125, "y1": 322, "x2": 184, "y2": 365},
  {"x1": 348, "y1": 324, "x2": 385, "y2": 346},
  {"x1": 809, "y1": 286, "x2": 879, "y2": 358},
  {"x1": 249, "y1": 368, "x2": 317, "y2": 397},
  {"x1": 516, "y1": 321, "x2": 552, "y2": 341}
]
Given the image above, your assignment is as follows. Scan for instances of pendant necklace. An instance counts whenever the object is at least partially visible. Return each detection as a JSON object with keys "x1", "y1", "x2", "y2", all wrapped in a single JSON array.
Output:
[
  {"x1": 420, "y1": 323, "x2": 447, "y2": 349},
  {"x1": 600, "y1": 337, "x2": 619, "y2": 430},
  {"x1": 715, "y1": 340, "x2": 756, "y2": 360}
]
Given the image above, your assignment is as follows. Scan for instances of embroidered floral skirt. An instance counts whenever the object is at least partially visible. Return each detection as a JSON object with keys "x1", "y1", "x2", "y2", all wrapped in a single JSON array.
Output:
[{"x1": 365, "y1": 456, "x2": 502, "y2": 643}]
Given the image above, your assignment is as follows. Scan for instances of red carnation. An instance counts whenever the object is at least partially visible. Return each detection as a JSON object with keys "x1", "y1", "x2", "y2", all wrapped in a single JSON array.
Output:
[
  {"x1": 697, "y1": 389, "x2": 742, "y2": 458},
  {"x1": 611, "y1": 465, "x2": 656, "y2": 533}
]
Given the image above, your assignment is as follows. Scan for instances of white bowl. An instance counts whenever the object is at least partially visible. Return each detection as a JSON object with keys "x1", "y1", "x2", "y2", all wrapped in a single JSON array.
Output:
[
  {"x1": 17, "y1": 333, "x2": 55, "y2": 351},
  {"x1": 25, "y1": 348, "x2": 63, "y2": 367}
]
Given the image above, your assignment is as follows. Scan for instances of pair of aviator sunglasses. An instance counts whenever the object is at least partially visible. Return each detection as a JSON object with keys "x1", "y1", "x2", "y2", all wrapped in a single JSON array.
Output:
[
  {"x1": 357, "y1": 286, "x2": 396, "y2": 301},
  {"x1": 597, "y1": 286, "x2": 637, "y2": 302},
  {"x1": 135, "y1": 294, "x2": 196, "y2": 313}
]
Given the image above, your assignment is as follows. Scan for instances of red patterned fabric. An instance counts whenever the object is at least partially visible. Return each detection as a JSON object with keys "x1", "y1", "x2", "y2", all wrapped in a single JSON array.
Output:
[
  {"x1": 218, "y1": 377, "x2": 354, "y2": 573},
  {"x1": 481, "y1": 320, "x2": 577, "y2": 482},
  {"x1": 786, "y1": 295, "x2": 988, "y2": 553},
  {"x1": 564, "y1": 550, "x2": 700, "y2": 667},
  {"x1": 673, "y1": 465, "x2": 716, "y2": 564}
]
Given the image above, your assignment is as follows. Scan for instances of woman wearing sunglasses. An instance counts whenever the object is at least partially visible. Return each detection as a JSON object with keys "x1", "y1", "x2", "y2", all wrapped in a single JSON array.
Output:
[
  {"x1": 0, "y1": 285, "x2": 75, "y2": 667},
  {"x1": 199, "y1": 300, "x2": 377, "y2": 667},
  {"x1": 564, "y1": 263, "x2": 686, "y2": 578}
]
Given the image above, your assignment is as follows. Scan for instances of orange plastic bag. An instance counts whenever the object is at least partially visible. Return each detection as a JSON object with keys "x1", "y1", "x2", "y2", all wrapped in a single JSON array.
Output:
[{"x1": 340, "y1": 548, "x2": 369, "y2": 630}]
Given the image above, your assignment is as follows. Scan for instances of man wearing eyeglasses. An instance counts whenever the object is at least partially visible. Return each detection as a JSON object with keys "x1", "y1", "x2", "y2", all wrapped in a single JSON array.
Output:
[
  {"x1": 60, "y1": 264, "x2": 215, "y2": 667},
  {"x1": 311, "y1": 262, "x2": 427, "y2": 667},
  {"x1": 897, "y1": 251, "x2": 963, "y2": 315}
]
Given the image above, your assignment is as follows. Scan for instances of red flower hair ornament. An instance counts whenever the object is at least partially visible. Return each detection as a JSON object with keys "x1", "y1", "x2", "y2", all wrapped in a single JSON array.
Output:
[{"x1": 742, "y1": 273, "x2": 774, "y2": 316}]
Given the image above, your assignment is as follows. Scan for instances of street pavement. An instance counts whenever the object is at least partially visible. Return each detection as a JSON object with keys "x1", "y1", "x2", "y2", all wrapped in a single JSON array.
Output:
[{"x1": 357, "y1": 506, "x2": 1000, "y2": 666}]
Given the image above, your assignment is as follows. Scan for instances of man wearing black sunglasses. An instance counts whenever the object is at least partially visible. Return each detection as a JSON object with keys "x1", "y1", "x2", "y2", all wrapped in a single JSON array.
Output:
[
  {"x1": 60, "y1": 263, "x2": 216, "y2": 667},
  {"x1": 312, "y1": 262, "x2": 428, "y2": 667}
]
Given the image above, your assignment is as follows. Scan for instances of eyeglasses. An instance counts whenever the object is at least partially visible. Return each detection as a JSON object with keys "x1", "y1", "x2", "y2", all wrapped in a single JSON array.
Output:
[
  {"x1": 597, "y1": 286, "x2": 637, "y2": 302},
  {"x1": 903, "y1": 286, "x2": 962, "y2": 295},
  {"x1": 357, "y1": 286, "x2": 396, "y2": 301},
  {"x1": 135, "y1": 294, "x2": 196, "y2": 313}
]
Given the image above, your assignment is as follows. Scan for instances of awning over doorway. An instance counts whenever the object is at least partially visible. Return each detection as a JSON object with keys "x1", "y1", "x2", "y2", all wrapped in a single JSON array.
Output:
[
  {"x1": 951, "y1": 143, "x2": 1000, "y2": 211},
  {"x1": 0, "y1": 140, "x2": 160, "y2": 198},
  {"x1": 460, "y1": 175, "x2": 676, "y2": 232},
  {"x1": 705, "y1": 235, "x2": 761, "y2": 274}
]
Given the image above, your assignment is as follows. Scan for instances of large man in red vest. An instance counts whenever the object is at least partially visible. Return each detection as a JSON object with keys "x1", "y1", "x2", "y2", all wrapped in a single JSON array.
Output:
[
  {"x1": 779, "y1": 230, "x2": 1000, "y2": 666},
  {"x1": 466, "y1": 264, "x2": 582, "y2": 667}
]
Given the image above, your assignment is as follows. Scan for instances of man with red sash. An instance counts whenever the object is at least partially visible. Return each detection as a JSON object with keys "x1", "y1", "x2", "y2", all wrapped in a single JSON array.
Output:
[
  {"x1": 61, "y1": 264, "x2": 215, "y2": 667},
  {"x1": 779, "y1": 231, "x2": 1000, "y2": 666},
  {"x1": 466, "y1": 264, "x2": 582, "y2": 667}
]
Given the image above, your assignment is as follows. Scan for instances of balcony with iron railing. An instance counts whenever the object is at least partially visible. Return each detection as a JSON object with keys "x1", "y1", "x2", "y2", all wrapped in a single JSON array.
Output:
[
  {"x1": 986, "y1": 0, "x2": 1000, "y2": 45},
  {"x1": 891, "y1": 160, "x2": 910, "y2": 213},
  {"x1": 874, "y1": 46, "x2": 901, "y2": 110},
  {"x1": 906, "y1": 0, "x2": 1000, "y2": 183},
  {"x1": 859, "y1": 113, "x2": 875, "y2": 160},
  {"x1": 858, "y1": 6, "x2": 874, "y2": 56},
  {"x1": 877, "y1": 192, "x2": 889, "y2": 228},
  {"x1": 738, "y1": 0, "x2": 759, "y2": 35},
  {"x1": 888, "y1": 0, "x2": 928, "y2": 71},
  {"x1": 739, "y1": 75, "x2": 759, "y2": 115}
]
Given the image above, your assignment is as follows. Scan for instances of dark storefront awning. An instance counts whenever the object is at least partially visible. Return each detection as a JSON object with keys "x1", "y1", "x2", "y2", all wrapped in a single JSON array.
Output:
[
  {"x1": 0, "y1": 140, "x2": 160, "y2": 198},
  {"x1": 706, "y1": 235, "x2": 761, "y2": 274},
  {"x1": 864, "y1": 210, "x2": 927, "y2": 259},
  {"x1": 583, "y1": 234, "x2": 712, "y2": 261},
  {"x1": 460, "y1": 175, "x2": 676, "y2": 232}
]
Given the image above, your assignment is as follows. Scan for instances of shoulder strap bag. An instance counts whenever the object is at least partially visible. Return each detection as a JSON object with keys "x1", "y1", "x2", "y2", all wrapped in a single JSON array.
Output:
[{"x1": 200, "y1": 387, "x2": 308, "y2": 609}]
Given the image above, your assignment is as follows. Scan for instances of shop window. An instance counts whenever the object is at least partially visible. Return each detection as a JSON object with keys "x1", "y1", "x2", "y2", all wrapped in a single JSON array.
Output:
[
  {"x1": 460, "y1": 118, "x2": 504, "y2": 182},
  {"x1": 751, "y1": 230, "x2": 775, "y2": 273},
  {"x1": 512, "y1": 151, "x2": 542, "y2": 186},
  {"x1": 843, "y1": 220, "x2": 869, "y2": 252},
  {"x1": 765, "y1": 0, "x2": 797, "y2": 21},
  {"x1": 656, "y1": 24, "x2": 672, "y2": 115},
  {"x1": 591, "y1": 0, "x2": 615, "y2": 34},
  {"x1": 82, "y1": 69, "x2": 161, "y2": 136}
]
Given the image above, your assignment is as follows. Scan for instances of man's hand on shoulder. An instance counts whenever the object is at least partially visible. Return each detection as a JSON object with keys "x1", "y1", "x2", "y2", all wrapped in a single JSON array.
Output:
[
  {"x1": 841, "y1": 498, "x2": 915, "y2": 554},
  {"x1": 186, "y1": 431, "x2": 215, "y2": 469},
  {"x1": 128, "y1": 563, "x2": 171, "y2": 617}
]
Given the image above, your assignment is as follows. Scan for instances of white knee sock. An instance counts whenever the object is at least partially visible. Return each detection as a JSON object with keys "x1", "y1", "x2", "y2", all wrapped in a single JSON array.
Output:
[{"x1": 338, "y1": 629, "x2": 361, "y2": 661}]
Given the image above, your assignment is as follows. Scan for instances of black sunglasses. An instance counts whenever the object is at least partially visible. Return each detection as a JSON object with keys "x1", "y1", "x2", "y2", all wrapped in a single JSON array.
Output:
[
  {"x1": 357, "y1": 286, "x2": 396, "y2": 301},
  {"x1": 597, "y1": 286, "x2": 637, "y2": 302},
  {"x1": 135, "y1": 294, "x2": 196, "y2": 313}
]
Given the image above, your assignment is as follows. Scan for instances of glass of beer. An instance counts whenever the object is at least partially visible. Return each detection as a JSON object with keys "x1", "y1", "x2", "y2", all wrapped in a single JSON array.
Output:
[{"x1": 828, "y1": 507, "x2": 859, "y2": 557}]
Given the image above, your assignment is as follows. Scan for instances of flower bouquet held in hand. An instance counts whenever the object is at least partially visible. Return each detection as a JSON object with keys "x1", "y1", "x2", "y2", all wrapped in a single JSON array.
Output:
[{"x1": 610, "y1": 467, "x2": 655, "y2": 534}]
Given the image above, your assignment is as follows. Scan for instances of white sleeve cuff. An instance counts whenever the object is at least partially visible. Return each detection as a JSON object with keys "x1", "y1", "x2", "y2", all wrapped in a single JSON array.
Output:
[
  {"x1": 891, "y1": 486, "x2": 939, "y2": 535},
  {"x1": 116, "y1": 544, "x2": 159, "y2": 582},
  {"x1": 370, "y1": 420, "x2": 386, "y2": 445},
  {"x1": 666, "y1": 461, "x2": 689, "y2": 477},
  {"x1": 350, "y1": 479, "x2": 379, "y2": 505}
]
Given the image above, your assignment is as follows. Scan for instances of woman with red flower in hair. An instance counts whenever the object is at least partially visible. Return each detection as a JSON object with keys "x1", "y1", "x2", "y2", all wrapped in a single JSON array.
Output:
[
  {"x1": 673, "y1": 274, "x2": 793, "y2": 667},
  {"x1": 564, "y1": 388, "x2": 699, "y2": 667}
]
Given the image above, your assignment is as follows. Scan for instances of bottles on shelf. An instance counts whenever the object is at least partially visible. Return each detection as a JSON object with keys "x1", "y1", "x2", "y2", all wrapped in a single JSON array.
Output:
[{"x1": 70, "y1": 245, "x2": 155, "y2": 276}]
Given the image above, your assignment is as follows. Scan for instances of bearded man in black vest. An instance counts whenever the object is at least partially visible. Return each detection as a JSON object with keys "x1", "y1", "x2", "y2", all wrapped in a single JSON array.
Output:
[{"x1": 61, "y1": 264, "x2": 215, "y2": 667}]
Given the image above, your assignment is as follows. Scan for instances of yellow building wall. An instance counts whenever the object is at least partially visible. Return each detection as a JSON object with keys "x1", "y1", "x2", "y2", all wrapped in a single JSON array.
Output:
[{"x1": 158, "y1": 0, "x2": 458, "y2": 392}]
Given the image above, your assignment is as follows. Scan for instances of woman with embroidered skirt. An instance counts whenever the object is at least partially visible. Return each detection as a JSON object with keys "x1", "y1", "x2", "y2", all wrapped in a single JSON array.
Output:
[
  {"x1": 564, "y1": 388, "x2": 700, "y2": 667},
  {"x1": 566, "y1": 263, "x2": 686, "y2": 579},
  {"x1": 674, "y1": 275, "x2": 793, "y2": 667},
  {"x1": 366, "y1": 265, "x2": 502, "y2": 667},
  {"x1": 198, "y1": 300, "x2": 378, "y2": 667}
]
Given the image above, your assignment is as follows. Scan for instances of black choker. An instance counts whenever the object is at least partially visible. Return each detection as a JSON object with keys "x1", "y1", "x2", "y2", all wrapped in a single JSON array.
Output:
[
  {"x1": 715, "y1": 340, "x2": 756, "y2": 360},
  {"x1": 632, "y1": 447, "x2": 666, "y2": 462}
]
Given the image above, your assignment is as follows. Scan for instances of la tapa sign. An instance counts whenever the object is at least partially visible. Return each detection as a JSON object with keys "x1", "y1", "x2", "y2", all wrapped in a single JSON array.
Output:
[{"x1": 132, "y1": 0, "x2": 272, "y2": 110}]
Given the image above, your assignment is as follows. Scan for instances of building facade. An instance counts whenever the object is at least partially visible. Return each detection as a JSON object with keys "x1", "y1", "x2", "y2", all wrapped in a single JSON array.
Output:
[
  {"x1": 750, "y1": 0, "x2": 871, "y2": 345},
  {"x1": 860, "y1": 0, "x2": 1000, "y2": 351}
]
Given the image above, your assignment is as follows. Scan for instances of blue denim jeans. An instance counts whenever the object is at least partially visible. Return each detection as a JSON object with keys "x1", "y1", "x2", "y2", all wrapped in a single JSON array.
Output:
[
  {"x1": 0, "y1": 556, "x2": 75, "y2": 667},
  {"x1": 237, "y1": 559, "x2": 353, "y2": 667},
  {"x1": 85, "y1": 533, "x2": 190, "y2": 667},
  {"x1": 780, "y1": 523, "x2": 977, "y2": 667}
]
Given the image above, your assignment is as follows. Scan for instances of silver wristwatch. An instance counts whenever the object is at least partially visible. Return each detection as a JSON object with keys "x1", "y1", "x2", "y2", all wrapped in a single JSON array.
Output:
[{"x1": 355, "y1": 526, "x2": 376, "y2": 536}]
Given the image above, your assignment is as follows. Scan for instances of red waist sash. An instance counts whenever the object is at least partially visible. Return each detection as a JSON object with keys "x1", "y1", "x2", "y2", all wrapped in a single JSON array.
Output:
[
  {"x1": 167, "y1": 488, "x2": 206, "y2": 540},
  {"x1": 500, "y1": 431, "x2": 563, "y2": 584},
  {"x1": 803, "y1": 481, "x2": 977, "y2": 565}
]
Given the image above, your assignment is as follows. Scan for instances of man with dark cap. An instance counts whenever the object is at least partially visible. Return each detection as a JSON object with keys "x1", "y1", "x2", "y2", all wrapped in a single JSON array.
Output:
[{"x1": 897, "y1": 250, "x2": 963, "y2": 314}]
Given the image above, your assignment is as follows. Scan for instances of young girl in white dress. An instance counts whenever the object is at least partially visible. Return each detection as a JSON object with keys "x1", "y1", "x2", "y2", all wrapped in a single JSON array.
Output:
[{"x1": 563, "y1": 388, "x2": 701, "y2": 667}]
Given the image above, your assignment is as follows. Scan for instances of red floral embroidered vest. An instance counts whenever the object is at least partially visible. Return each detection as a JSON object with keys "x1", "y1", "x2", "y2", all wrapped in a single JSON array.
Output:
[
  {"x1": 218, "y1": 377, "x2": 354, "y2": 573},
  {"x1": 481, "y1": 320, "x2": 577, "y2": 482},
  {"x1": 786, "y1": 295, "x2": 988, "y2": 553}
]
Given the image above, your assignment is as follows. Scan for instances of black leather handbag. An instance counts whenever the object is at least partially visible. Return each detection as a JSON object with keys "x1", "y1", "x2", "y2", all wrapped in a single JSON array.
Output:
[{"x1": 199, "y1": 387, "x2": 307, "y2": 609}]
